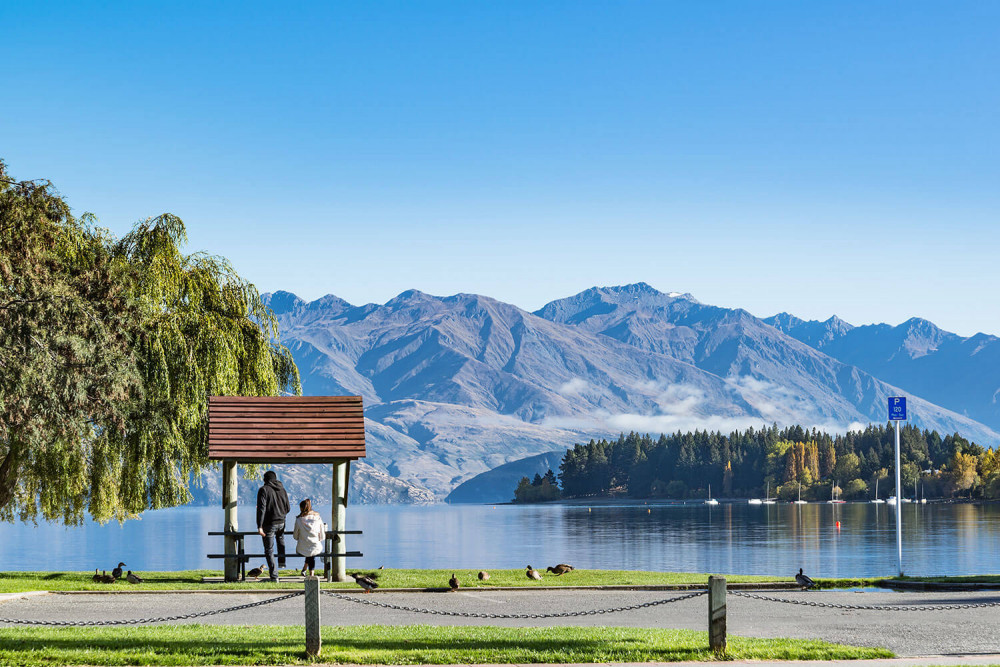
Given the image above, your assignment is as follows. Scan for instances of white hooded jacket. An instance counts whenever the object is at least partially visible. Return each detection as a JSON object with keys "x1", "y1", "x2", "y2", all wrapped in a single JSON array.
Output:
[{"x1": 292, "y1": 511, "x2": 326, "y2": 557}]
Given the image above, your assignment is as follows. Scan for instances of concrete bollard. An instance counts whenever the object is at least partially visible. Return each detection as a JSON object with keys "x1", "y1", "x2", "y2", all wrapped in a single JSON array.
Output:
[
  {"x1": 304, "y1": 576, "x2": 321, "y2": 657},
  {"x1": 708, "y1": 576, "x2": 726, "y2": 654}
]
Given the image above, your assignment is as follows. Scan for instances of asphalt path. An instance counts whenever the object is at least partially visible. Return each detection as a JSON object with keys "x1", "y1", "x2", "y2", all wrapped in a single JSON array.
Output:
[{"x1": 2, "y1": 588, "x2": 999, "y2": 658}]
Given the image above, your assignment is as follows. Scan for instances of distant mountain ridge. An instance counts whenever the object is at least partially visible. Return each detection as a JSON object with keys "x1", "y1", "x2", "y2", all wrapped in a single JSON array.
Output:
[
  {"x1": 239, "y1": 283, "x2": 999, "y2": 504},
  {"x1": 765, "y1": 312, "x2": 1000, "y2": 432}
]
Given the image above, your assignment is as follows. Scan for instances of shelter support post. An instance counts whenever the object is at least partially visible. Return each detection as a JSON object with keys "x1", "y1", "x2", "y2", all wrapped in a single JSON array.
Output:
[
  {"x1": 222, "y1": 459, "x2": 239, "y2": 582},
  {"x1": 332, "y1": 459, "x2": 350, "y2": 582}
]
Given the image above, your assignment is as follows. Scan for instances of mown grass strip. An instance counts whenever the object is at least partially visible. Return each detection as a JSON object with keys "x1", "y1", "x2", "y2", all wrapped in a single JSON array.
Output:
[
  {"x1": 0, "y1": 569, "x2": 790, "y2": 593},
  {"x1": 0, "y1": 624, "x2": 892, "y2": 665}
]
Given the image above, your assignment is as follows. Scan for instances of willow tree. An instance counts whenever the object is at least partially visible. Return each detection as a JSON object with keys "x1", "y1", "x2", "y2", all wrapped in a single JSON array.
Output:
[{"x1": 0, "y1": 161, "x2": 299, "y2": 524}]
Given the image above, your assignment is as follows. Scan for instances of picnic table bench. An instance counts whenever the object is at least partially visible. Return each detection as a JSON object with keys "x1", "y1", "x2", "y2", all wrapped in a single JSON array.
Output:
[{"x1": 208, "y1": 529, "x2": 363, "y2": 582}]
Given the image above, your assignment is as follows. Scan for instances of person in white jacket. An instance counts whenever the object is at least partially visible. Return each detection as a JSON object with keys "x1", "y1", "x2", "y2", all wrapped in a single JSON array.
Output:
[{"x1": 292, "y1": 498, "x2": 326, "y2": 577}]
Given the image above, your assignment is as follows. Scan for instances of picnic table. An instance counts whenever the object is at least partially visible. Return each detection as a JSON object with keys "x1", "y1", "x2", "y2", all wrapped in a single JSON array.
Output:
[{"x1": 208, "y1": 528, "x2": 363, "y2": 582}]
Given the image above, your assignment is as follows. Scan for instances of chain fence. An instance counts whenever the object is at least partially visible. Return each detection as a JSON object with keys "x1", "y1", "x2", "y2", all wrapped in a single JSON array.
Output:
[
  {"x1": 731, "y1": 590, "x2": 1000, "y2": 611},
  {"x1": 5, "y1": 586, "x2": 999, "y2": 627},
  {"x1": 321, "y1": 589, "x2": 707, "y2": 619},
  {"x1": 0, "y1": 592, "x2": 303, "y2": 627}
]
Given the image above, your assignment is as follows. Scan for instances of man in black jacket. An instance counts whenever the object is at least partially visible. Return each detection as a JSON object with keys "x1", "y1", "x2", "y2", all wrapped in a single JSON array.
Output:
[{"x1": 256, "y1": 470, "x2": 290, "y2": 582}]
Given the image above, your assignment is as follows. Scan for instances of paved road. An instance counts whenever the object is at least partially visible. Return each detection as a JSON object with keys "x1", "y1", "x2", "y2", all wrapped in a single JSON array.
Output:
[{"x1": 2, "y1": 589, "x2": 1000, "y2": 658}]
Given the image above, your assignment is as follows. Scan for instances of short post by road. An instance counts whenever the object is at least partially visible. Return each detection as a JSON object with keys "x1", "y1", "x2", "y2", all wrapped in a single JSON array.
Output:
[
  {"x1": 304, "y1": 576, "x2": 321, "y2": 657},
  {"x1": 708, "y1": 575, "x2": 726, "y2": 654}
]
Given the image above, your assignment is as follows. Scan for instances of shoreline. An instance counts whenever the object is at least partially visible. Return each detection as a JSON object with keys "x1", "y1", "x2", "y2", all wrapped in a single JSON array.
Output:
[{"x1": 503, "y1": 497, "x2": 992, "y2": 507}]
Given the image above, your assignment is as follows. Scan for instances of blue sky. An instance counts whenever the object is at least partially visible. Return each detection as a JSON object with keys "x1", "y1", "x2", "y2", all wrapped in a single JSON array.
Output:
[{"x1": 2, "y1": 2, "x2": 998, "y2": 336}]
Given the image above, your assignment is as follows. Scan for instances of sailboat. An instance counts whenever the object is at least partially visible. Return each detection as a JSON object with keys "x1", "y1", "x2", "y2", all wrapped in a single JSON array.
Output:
[
  {"x1": 920, "y1": 482, "x2": 927, "y2": 504},
  {"x1": 871, "y1": 477, "x2": 885, "y2": 504},
  {"x1": 827, "y1": 481, "x2": 845, "y2": 504},
  {"x1": 793, "y1": 484, "x2": 808, "y2": 504},
  {"x1": 762, "y1": 482, "x2": 777, "y2": 504},
  {"x1": 705, "y1": 484, "x2": 719, "y2": 505}
]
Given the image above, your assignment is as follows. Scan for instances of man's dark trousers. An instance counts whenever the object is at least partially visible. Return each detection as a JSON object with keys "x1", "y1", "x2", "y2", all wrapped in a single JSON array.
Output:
[{"x1": 262, "y1": 521, "x2": 287, "y2": 579}]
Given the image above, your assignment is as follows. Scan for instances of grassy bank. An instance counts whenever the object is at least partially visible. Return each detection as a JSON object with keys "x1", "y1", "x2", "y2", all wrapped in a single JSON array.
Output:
[
  {"x1": 0, "y1": 624, "x2": 893, "y2": 665},
  {"x1": 893, "y1": 574, "x2": 1000, "y2": 584},
  {"x1": 0, "y1": 569, "x2": 791, "y2": 593}
]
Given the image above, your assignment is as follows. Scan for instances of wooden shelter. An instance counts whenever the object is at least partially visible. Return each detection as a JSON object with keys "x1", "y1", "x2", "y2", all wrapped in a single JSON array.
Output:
[{"x1": 208, "y1": 395, "x2": 366, "y2": 581}]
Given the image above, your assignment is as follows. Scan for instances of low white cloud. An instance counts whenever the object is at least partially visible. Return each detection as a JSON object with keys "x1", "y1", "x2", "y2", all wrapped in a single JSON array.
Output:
[
  {"x1": 542, "y1": 377, "x2": 877, "y2": 438},
  {"x1": 557, "y1": 377, "x2": 591, "y2": 396},
  {"x1": 606, "y1": 412, "x2": 771, "y2": 435}
]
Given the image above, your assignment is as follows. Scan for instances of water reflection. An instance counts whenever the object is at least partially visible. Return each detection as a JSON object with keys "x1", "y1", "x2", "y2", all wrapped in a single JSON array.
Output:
[{"x1": 1, "y1": 502, "x2": 998, "y2": 577}]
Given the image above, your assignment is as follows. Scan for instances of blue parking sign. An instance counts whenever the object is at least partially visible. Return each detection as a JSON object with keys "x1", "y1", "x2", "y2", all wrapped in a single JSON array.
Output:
[{"x1": 888, "y1": 396, "x2": 907, "y2": 421}]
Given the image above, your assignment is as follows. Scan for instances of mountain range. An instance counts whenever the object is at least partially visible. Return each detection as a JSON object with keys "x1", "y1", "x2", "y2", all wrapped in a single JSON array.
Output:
[{"x1": 210, "y1": 283, "x2": 999, "y2": 505}]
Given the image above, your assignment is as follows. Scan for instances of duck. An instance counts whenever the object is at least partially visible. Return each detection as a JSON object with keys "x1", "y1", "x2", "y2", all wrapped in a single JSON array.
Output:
[
  {"x1": 246, "y1": 563, "x2": 266, "y2": 581},
  {"x1": 478, "y1": 570, "x2": 490, "y2": 581},
  {"x1": 92, "y1": 569, "x2": 101, "y2": 583},
  {"x1": 112, "y1": 562, "x2": 125, "y2": 579},
  {"x1": 99, "y1": 570, "x2": 116, "y2": 584},
  {"x1": 546, "y1": 564, "x2": 575, "y2": 575},
  {"x1": 448, "y1": 573, "x2": 460, "y2": 591},
  {"x1": 795, "y1": 568, "x2": 816, "y2": 589},
  {"x1": 526, "y1": 565, "x2": 542, "y2": 580},
  {"x1": 351, "y1": 572, "x2": 379, "y2": 593},
  {"x1": 126, "y1": 570, "x2": 144, "y2": 584}
]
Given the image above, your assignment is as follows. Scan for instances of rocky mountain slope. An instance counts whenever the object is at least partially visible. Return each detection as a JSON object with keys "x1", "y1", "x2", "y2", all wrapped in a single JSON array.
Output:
[
  {"x1": 445, "y1": 450, "x2": 566, "y2": 504},
  {"x1": 765, "y1": 313, "x2": 1000, "y2": 432},
  {"x1": 189, "y1": 459, "x2": 436, "y2": 506},
  {"x1": 214, "y1": 284, "x2": 998, "y2": 505}
]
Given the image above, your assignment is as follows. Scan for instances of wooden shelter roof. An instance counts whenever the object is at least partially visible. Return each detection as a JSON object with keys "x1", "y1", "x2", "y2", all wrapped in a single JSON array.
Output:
[{"x1": 208, "y1": 396, "x2": 365, "y2": 463}]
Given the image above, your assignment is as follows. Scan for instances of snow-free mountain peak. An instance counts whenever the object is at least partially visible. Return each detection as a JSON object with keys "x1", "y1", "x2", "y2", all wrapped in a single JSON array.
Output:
[{"x1": 263, "y1": 290, "x2": 307, "y2": 314}]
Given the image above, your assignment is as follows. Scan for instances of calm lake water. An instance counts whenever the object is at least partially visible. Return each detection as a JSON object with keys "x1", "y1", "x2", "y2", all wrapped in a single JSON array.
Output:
[{"x1": 2, "y1": 501, "x2": 998, "y2": 577}]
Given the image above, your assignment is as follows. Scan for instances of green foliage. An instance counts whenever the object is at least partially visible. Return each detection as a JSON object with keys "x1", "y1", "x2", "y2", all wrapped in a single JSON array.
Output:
[
  {"x1": 0, "y1": 161, "x2": 299, "y2": 524},
  {"x1": 513, "y1": 470, "x2": 561, "y2": 502},
  {"x1": 843, "y1": 478, "x2": 867, "y2": 499}
]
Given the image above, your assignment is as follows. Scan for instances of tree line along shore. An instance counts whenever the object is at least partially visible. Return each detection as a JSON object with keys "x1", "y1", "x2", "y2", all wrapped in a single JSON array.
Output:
[{"x1": 514, "y1": 424, "x2": 997, "y2": 503}]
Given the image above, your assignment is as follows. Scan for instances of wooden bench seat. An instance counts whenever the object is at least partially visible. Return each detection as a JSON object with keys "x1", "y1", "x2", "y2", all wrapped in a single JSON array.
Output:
[{"x1": 206, "y1": 551, "x2": 362, "y2": 559}]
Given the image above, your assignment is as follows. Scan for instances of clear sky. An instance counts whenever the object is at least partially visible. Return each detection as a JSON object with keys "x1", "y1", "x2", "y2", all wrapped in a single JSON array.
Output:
[{"x1": 2, "y1": 2, "x2": 998, "y2": 336}]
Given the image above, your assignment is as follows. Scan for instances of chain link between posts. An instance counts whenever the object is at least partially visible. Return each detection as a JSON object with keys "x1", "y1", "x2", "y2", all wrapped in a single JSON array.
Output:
[
  {"x1": 0, "y1": 592, "x2": 303, "y2": 626},
  {"x1": 731, "y1": 590, "x2": 1000, "y2": 611},
  {"x1": 322, "y1": 589, "x2": 707, "y2": 618},
  {"x1": 7, "y1": 587, "x2": 997, "y2": 626}
]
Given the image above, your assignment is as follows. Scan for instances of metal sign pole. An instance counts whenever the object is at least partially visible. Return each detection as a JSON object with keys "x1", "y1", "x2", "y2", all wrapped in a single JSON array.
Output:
[{"x1": 894, "y1": 418, "x2": 903, "y2": 576}]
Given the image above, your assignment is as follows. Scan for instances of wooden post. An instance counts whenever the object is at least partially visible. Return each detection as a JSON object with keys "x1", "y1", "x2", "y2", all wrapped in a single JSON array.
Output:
[
  {"x1": 332, "y1": 459, "x2": 349, "y2": 582},
  {"x1": 708, "y1": 576, "x2": 727, "y2": 654},
  {"x1": 222, "y1": 459, "x2": 239, "y2": 582},
  {"x1": 304, "y1": 576, "x2": 321, "y2": 656}
]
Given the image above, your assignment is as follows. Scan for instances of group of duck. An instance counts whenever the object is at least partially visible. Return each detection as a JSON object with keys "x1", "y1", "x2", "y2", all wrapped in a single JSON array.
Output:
[
  {"x1": 345, "y1": 564, "x2": 576, "y2": 594},
  {"x1": 92, "y1": 562, "x2": 144, "y2": 584}
]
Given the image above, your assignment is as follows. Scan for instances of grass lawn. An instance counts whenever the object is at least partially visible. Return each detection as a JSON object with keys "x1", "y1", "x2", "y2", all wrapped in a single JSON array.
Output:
[
  {"x1": 0, "y1": 569, "x2": 791, "y2": 593},
  {"x1": 893, "y1": 574, "x2": 1000, "y2": 584},
  {"x1": 6, "y1": 569, "x2": 988, "y2": 593},
  {"x1": 0, "y1": 624, "x2": 893, "y2": 665}
]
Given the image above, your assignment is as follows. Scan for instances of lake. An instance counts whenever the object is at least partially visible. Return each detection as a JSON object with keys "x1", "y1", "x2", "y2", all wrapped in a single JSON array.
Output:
[{"x1": 3, "y1": 501, "x2": 998, "y2": 577}]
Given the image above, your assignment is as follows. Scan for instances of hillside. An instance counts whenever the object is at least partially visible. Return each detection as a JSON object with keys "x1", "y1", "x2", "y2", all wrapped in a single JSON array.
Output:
[
  {"x1": 233, "y1": 284, "x2": 1000, "y2": 503},
  {"x1": 445, "y1": 450, "x2": 566, "y2": 504},
  {"x1": 766, "y1": 313, "x2": 1000, "y2": 432}
]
